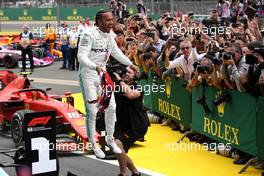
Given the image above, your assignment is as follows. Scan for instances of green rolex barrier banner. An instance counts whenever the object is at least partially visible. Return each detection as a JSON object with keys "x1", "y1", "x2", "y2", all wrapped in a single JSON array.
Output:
[
  {"x1": 192, "y1": 86, "x2": 257, "y2": 156},
  {"x1": 151, "y1": 77, "x2": 192, "y2": 127},
  {"x1": 257, "y1": 96, "x2": 264, "y2": 160},
  {"x1": 0, "y1": 8, "x2": 209, "y2": 21},
  {"x1": 137, "y1": 69, "x2": 153, "y2": 110},
  {"x1": 0, "y1": 7, "x2": 102, "y2": 21},
  {"x1": 60, "y1": 7, "x2": 101, "y2": 21}
]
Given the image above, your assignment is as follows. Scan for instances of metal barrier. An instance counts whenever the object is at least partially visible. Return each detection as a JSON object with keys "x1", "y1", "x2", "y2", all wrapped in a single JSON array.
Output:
[{"x1": 1, "y1": 0, "x2": 217, "y2": 15}]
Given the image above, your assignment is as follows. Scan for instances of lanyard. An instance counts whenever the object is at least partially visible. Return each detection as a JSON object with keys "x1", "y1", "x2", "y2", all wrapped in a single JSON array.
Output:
[{"x1": 184, "y1": 57, "x2": 191, "y2": 80}]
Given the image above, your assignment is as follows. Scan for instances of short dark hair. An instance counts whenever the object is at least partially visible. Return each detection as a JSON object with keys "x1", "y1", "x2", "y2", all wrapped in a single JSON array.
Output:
[
  {"x1": 145, "y1": 45, "x2": 156, "y2": 53},
  {"x1": 95, "y1": 10, "x2": 110, "y2": 26},
  {"x1": 231, "y1": 43, "x2": 242, "y2": 55},
  {"x1": 247, "y1": 41, "x2": 262, "y2": 51}
]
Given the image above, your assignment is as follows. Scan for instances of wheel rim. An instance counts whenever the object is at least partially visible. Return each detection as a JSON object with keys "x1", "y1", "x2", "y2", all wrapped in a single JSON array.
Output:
[
  {"x1": 5, "y1": 56, "x2": 12, "y2": 65},
  {"x1": 12, "y1": 118, "x2": 21, "y2": 144}
]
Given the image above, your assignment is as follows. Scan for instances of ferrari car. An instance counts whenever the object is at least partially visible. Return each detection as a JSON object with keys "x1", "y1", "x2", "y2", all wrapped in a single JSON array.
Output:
[
  {"x1": 0, "y1": 45, "x2": 54, "y2": 68},
  {"x1": 0, "y1": 70, "x2": 89, "y2": 148}
]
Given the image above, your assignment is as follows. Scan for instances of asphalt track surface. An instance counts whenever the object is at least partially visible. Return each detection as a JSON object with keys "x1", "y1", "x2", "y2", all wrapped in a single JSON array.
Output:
[{"x1": 0, "y1": 61, "x2": 151, "y2": 176}]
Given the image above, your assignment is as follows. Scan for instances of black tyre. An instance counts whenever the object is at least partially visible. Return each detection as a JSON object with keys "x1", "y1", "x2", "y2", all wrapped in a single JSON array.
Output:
[
  {"x1": 32, "y1": 48, "x2": 44, "y2": 58},
  {"x1": 11, "y1": 110, "x2": 33, "y2": 146},
  {"x1": 4, "y1": 55, "x2": 18, "y2": 68}
]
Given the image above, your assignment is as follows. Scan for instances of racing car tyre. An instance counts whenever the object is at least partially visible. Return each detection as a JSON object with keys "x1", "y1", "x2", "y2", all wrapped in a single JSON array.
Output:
[
  {"x1": 11, "y1": 110, "x2": 34, "y2": 147},
  {"x1": 3, "y1": 55, "x2": 18, "y2": 68},
  {"x1": 32, "y1": 48, "x2": 44, "y2": 58}
]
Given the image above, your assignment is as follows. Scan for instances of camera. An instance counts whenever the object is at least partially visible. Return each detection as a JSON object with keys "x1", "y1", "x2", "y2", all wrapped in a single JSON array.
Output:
[
  {"x1": 193, "y1": 62, "x2": 200, "y2": 70},
  {"x1": 166, "y1": 17, "x2": 174, "y2": 21},
  {"x1": 133, "y1": 15, "x2": 142, "y2": 21},
  {"x1": 261, "y1": 31, "x2": 264, "y2": 37},
  {"x1": 144, "y1": 32, "x2": 155, "y2": 38},
  {"x1": 223, "y1": 52, "x2": 234, "y2": 60},
  {"x1": 126, "y1": 37, "x2": 135, "y2": 42},
  {"x1": 107, "y1": 64, "x2": 127, "y2": 81},
  {"x1": 142, "y1": 53, "x2": 152, "y2": 61},
  {"x1": 212, "y1": 58, "x2": 222, "y2": 66},
  {"x1": 254, "y1": 47, "x2": 264, "y2": 53},
  {"x1": 188, "y1": 12, "x2": 194, "y2": 17},
  {"x1": 245, "y1": 54, "x2": 258, "y2": 65},
  {"x1": 202, "y1": 19, "x2": 219, "y2": 27},
  {"x1": 197, "y1": 66, "x2": 209, "y2": 74}
]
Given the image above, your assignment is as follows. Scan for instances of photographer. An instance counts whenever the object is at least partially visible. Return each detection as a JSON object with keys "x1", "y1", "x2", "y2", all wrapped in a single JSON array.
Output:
[
  {"x1": 141, "y1": 45, "x2": 162, "y2": 77},
  {"x1": 157, "y1": 39, "x2": 179, "y2": 79},
  {"x1": 109, "y1": 0, "x2": 118, "y2": 16},
  {"x1": 113, "y1": 66, "x2": 150, "y2": 176},
  {"x1": 156, "y1": 13, "x2": 174, "y2": 40},
  {"x1": 245, "y1": 41, "x2": 264, "y2": 96},
  {"x1": 116, "y1": 1, "x2": 128, "y2": 24},
  {"x1": 143, "y1": 28, "x2": 165, "y2": 54},
  {"x1": 136, "y1": 0, "x2": 147, "y2": 17},
  {"x1": 221, "y1": 43, "x2": 249, "y2": 92},
  {"x1": 186, "y1": 55, "x2": 221, "y2": 92}
]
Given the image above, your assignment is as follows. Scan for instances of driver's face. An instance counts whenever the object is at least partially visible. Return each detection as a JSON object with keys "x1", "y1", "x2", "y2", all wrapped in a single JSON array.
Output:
[{"x1": 99, "y1": 12, "x2": 114, "y2": 33}]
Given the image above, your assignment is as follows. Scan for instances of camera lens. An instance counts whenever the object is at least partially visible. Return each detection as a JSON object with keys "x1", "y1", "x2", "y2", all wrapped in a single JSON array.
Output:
[
  {"x1": 143, "y1": 53, "x2": 151, "y2": 60},
  {"x1": 223, "y1": 52, "x2": 233, "y2": 60},
  {"x1": 197, "y1": 66, "x2": 209, "y2": 74}
]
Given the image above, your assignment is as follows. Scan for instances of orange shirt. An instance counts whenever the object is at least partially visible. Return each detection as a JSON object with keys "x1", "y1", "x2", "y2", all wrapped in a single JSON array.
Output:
[{"x1": 44, "y1": 27, "x2": 56, "y2": 42}]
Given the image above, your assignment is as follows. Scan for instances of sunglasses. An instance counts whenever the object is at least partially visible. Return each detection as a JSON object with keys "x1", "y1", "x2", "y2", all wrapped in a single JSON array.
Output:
[{"x1": 181, "y1": 47, "x2": 190, "y2": 50}]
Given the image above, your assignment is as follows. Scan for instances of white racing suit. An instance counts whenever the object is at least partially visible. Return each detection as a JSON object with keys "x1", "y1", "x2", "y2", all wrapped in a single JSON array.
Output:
[{"x1": 78, "y1": 27, "x2": 132, "y2": 144}]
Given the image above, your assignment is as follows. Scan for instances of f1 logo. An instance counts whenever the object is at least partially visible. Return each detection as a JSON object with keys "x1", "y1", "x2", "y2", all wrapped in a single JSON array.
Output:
[
  {"x1": 28, "y1": 116, "x2": 51, "y2": 127},
  {"x1": 23, "y1": 111, "x2": 58, "y2": 176}
]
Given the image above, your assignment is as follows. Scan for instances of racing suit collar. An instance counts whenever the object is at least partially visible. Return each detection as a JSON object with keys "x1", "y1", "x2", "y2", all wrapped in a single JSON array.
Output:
[{"x1": 96, "y1": 27, "x2": 110, "y2": 38}]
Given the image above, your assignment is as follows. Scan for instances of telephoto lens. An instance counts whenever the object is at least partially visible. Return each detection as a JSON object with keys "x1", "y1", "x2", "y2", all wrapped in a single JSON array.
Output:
[{"x1": 223, "y1": 52, "x2": 234, "y2": 60}]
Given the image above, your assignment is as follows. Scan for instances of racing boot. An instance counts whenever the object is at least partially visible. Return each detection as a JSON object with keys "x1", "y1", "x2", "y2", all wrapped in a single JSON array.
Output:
[
  {"x1": 106, "y1": 137, "x2": 122, "y2": 154},
  {"x1": 92, "y1": 143, "x2": 105, "y2": 159}
]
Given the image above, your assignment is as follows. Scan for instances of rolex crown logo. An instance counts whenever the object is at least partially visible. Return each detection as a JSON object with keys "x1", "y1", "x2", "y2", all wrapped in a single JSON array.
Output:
[
  {"x1": 48, "y1": 9, "x2": 52, "y2": 15},
  {"x1": 215, "y1": 91, "x2": 225, "y2": 117},
  {"x1": 165, "y1": 77, "x2": 171, "y2": 98},
  {"x1": 73, "y1": 9, "x2": 77, "y2": 15},
  {"x1": 23, "y1": 9, "x2": 28, "y2": 16}
]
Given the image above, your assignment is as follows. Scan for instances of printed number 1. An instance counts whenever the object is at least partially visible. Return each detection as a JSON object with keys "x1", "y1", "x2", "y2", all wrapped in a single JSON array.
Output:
[{"x1": 31, "y1": 137, "x2": 57, "y2": 175}]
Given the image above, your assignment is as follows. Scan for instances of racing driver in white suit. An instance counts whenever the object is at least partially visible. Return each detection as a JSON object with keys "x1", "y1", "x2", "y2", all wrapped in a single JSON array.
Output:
[{"x1": 78, "y1": 10, "x2": 136, "y2": 159}]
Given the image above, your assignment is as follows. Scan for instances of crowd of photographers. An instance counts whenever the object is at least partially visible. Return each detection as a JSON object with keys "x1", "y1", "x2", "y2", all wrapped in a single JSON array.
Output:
[
  {"x1": 107, "y1": 0, "x2": 264, "y2": 166},
  {"x1": 109, "y1": 0, "x2": 264, "y2": 97}
]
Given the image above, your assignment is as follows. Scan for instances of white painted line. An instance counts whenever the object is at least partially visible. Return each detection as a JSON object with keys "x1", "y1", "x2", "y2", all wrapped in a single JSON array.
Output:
[
  {"x1": 0, "y1": 167, "x2": 9, "y2": 176},
  {"x1": 31, "y1": 77, "x2": 79, "y2": 87},
  {"x1": 71, "y1": 151, "x2": 165, "y2": 176}
]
